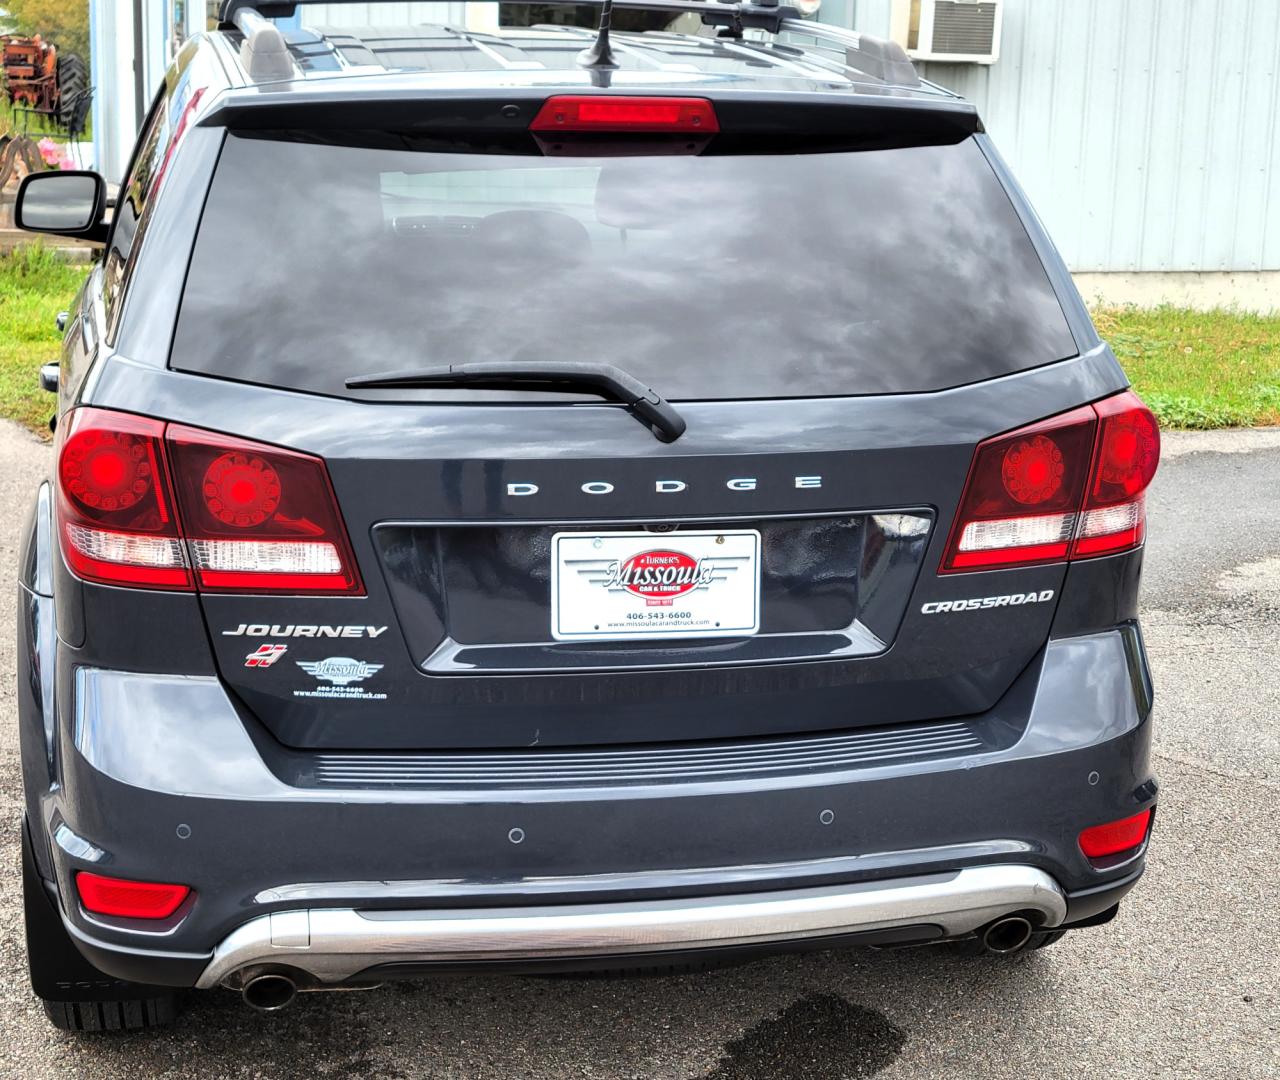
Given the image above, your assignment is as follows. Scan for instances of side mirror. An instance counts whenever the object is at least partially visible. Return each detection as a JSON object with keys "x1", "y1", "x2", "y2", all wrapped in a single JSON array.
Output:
[{"x1": 15, "y1": 170, "x2": 108, "y2": 245}]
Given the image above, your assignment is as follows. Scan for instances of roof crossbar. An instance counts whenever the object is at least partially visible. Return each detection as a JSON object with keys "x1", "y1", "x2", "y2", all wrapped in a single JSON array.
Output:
[{"x1": 218, "y1": 0, "x2": 920, "y2": 87}]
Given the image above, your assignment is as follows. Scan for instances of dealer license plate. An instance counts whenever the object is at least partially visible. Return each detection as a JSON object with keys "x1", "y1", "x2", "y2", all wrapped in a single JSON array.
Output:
[{"x1": 550, "y1": 530, "x2": 761, "y2": 642}]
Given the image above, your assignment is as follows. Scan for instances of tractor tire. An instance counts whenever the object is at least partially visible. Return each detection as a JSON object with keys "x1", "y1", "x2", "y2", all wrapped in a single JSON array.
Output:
[{"x1": 56, "y1": 53, "x2": 88, "y2": 136}]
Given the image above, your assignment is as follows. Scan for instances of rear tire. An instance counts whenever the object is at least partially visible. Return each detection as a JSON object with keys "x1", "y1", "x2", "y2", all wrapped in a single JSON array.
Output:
[
  {"x1": 22, "y1": 819, "x2": 182, "y2": 1032},
  {"x1": 41, "y1": 997, "x2": 179, "y2": 1033}
]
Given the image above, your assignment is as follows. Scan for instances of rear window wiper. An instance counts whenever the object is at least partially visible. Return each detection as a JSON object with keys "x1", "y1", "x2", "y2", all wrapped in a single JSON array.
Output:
[{"x1": 346, "y1": 361, "x2": 687, "y2": 443}]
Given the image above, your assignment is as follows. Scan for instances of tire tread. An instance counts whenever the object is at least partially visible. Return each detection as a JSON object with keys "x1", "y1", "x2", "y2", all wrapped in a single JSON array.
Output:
[{"x1": 42, "y1": 995, "x2": 177, "y2": 1033}]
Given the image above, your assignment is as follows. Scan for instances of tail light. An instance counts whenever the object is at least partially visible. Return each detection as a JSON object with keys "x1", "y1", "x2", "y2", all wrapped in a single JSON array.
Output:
[
  {"x1": 1072, "y1": 393, "x2": 1160, "y2": 558},
  {"x1": 530, "y1": 95, "x2": 719, "y2": 134},
  {"x1": 56, "y1": 408, "x2": 191, "y2": 589},
  {"x1": 76, "y1": 871, "x2": 191, "y2": 919},
  {"x1": 167, "y1": 426, "x2": 362, "y2": 594},
  {"x1": 1078, "y1": 808, "x2": 1153, "y2": 861},
  {"x1": 941, "y1": 391, "x2": 1160, "y2": 573},
  {"x1": 55, "y1": 409, "x2": 362, "y2": 594}
]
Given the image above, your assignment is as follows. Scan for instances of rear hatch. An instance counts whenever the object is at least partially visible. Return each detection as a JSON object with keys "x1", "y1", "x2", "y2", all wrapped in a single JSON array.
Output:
[{"x1": 165, "y1": 93, "x2": 1084, "y2": 750}]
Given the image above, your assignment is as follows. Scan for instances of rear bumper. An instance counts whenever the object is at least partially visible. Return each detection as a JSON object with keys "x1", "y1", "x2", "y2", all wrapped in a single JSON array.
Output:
[
  {"x1": 34, "y1": 626, "x2": 1155, "y2": 988},
  {"x1": 192, "y1": 865, "x2": 1067, "y2": 988}
]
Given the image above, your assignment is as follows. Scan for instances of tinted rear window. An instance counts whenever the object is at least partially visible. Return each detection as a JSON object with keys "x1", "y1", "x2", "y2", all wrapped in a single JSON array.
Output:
[{"x1": 172, "y1": 132, "x2": 1076, "y2": 400}]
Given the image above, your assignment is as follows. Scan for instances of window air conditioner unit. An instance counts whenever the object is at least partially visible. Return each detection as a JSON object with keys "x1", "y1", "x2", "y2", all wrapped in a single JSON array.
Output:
[{"x1": 891, "y1": 0, "x2": 1003, "y2": 65}]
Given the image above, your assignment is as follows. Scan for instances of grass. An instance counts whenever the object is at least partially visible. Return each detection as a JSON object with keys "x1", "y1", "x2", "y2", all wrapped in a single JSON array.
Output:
[
  {"x1": 0, "y1": 244, "x2": 89, "y2": 435},
  {"x1": 1094, "y1": 306, "x2": 1280, "y2": 429},
  {"x1": 0, "y1": 245, "x2": 1276, "y2": 436},
  {"x1": 0, "y1": 96, "x2": 92, "y2": 142}
]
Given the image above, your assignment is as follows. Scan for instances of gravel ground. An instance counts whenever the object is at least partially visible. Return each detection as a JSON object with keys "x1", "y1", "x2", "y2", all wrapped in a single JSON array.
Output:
[{"x1": 0, "y1": 422, "x2": 1275, "y2": 1079}]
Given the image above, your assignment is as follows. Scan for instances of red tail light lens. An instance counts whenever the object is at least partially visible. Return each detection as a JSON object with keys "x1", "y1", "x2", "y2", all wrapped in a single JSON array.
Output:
[
  {"x1": 1072, "y1": 393, "x2": 1161, "y2": 558},
  {"x1": 941, "y1": 406, "x2": 1097, "y2": 572},
  {"x1": 167, "y1": 426, "x2": 363, "y2": 594},
  {"x1": 76, "y1": 871, "x2": 191, "y2": 919},
  {"x1": 1078, "y1": 808, "x2": 1153, "y2": 860},
  {"x1": 530, "y1": 95, "x2": 719, "y2": 134},
  {"x1": 56, "y1": 408, "x2": 191, "y2": 589},
  {"x1": 942, "y1": 391, "x2": 1160, "y2": 573},
  {"x1": 55, "y1": 409, "x2": 363, "y2": 595}
]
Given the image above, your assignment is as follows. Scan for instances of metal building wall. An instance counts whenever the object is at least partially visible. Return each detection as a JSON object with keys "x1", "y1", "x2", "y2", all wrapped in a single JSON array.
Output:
[
  {"x1": 90, "y1": 0, "x2": 206, "y2": 182},
  {"x1": 844, "y1": 0, "x2": 1280, "y2": 274},
  {"x1": 89, "y1": 1, "x2": 1280, "y2": 277}
]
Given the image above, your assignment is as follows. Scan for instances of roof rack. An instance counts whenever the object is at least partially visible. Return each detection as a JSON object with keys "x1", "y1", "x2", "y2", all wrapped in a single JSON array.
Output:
[
  {"x1": 219, "y1": 0, "x2": 919, "y2": 88},
  {"x1": 228, "y1": 5, "x2": 294, "y2": 81}
]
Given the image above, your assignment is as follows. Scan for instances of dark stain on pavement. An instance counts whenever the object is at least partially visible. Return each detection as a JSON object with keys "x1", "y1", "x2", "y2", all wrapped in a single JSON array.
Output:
[{"x1": 704, "y1": 992, "x2": 906, "y2": 1079}]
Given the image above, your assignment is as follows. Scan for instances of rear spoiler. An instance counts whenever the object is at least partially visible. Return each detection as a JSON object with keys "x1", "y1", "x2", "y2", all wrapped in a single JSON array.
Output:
[{"x1": 198, "y1": 88, "x2": 981, "y2": 154}]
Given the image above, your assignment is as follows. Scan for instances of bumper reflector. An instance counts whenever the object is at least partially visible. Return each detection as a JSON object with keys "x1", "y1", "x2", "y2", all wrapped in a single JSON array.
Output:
[
  {"x1": 76, "y1": 871, "x2": 191, "y2": 920},
  {"x1": 1078, "y1": 808, "x2": 1152, "y2": 859}
]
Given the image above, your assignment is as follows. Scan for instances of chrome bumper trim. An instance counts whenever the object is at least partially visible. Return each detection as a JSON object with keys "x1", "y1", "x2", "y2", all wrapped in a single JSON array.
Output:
[{"x1": 196, "y1": 864, "x2": 1066, "y2": 988}]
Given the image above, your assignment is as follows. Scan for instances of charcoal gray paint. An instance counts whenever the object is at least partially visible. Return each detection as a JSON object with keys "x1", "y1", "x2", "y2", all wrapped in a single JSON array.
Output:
[{"x1": 16, "y1": 26, "x2": 1157, "y2": 991}]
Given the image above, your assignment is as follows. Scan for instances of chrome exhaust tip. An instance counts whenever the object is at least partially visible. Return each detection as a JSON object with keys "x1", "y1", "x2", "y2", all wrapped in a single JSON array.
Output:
[
  {"x1": 981, "y1": 915, "x2": 1035, "y2": 955},
  {"x1": 242, "y1": 972, "x2": 297, "y2": 1012}
]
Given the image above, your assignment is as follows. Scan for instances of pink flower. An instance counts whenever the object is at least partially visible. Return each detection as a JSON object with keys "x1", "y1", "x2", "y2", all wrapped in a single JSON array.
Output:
[{"x1": 36, "y1": 138, "x2": 76, "y2": 170}]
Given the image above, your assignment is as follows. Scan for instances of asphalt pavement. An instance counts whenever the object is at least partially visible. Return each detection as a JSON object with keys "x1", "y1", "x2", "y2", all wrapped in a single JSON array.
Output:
[{"x1": 0, "y1": 422, "x2": 1275, "y2": 1079}]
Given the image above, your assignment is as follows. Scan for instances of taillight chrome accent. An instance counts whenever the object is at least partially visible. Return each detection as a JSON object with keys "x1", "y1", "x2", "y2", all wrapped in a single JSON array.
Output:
[
  {"x1": 55, "y1": 409, "x2": 363, "y2": 595},
  {"x1": 941, "y1": 391, "x2": 1160, "y2": 574},
  {"x1": 954, "y1": 512, "x2": 1077, "y2": 568},
  {"x1": 65, "y1": 524, "x2": 187, "y2": 573}
]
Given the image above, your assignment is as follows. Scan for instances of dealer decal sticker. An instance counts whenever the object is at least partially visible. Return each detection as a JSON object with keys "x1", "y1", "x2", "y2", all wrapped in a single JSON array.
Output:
[{"x1": 294, "y1": 657, "x2": 387, "y2": 700}]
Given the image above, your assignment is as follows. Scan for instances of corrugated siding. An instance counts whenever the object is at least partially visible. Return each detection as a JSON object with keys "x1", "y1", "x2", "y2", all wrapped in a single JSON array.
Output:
[{"x1": 844, "y1": 0, "x2": 1280, "y2": 272}]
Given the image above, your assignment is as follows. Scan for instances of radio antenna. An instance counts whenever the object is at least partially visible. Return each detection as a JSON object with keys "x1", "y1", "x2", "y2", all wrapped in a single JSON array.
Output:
[{"x1": 578, "y1": 0, "x2": 619, "y2": 70}]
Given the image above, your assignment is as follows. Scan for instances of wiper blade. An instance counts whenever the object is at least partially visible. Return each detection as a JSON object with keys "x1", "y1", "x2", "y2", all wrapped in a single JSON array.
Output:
[{"x1": 347, "y1": 361, "x2": 687, "y2": 443}]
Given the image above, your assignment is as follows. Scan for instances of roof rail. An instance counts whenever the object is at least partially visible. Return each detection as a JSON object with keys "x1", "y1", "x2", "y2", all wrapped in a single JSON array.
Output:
[
  {"x1": 776, "y1": 21, "x2": 920, "y2": 87},
  {"x1": 218, "y1": 1, "x2": 919, "y2": 86}
]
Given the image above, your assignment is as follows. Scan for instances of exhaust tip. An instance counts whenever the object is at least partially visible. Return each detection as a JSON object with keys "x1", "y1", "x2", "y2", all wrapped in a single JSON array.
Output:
[
  {"x1": 981, "y1": 916, "x2": 1034, "y2": 955},
  {"x1": 242, "y1": 972, "x2": 297, "y2": 1012}
]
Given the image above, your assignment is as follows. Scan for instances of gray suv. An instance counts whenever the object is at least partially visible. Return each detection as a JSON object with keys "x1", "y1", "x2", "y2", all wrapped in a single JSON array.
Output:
[{"x1": 14, "y1": 0, "x2": 1158, "y2": 1032}]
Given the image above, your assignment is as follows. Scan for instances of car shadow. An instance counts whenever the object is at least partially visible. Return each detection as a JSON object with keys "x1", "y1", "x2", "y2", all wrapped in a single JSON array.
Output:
[{"x1": 60, "y1": 942, "x2": 1057, "y2": 1079}]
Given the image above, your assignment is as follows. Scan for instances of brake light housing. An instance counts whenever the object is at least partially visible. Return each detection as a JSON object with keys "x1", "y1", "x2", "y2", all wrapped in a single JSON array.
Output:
[
  {"x1": 56, "y1": 409, "x2": 191, "y2": 589},
  {"x1": 167, "y1": 425, "x2": 363, "y2": 594},
  {"x1": 55, "y1": 409, "x2": 363, "y2": 595},
  {"x1": 1072, "y1": 393, "x2": 1160, "y2": 559},
  {"x1": 941, "y1": 391, "x2": 1160, "y2": 573},
  {"x1": 530, "y1": 95, "x2": 719, "y2": 134}
]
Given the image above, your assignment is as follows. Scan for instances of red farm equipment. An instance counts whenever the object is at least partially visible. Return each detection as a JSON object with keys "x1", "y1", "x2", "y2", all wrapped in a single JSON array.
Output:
[{"x1": 1, "y1": 35, "x2": 89, "y2": 136}]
